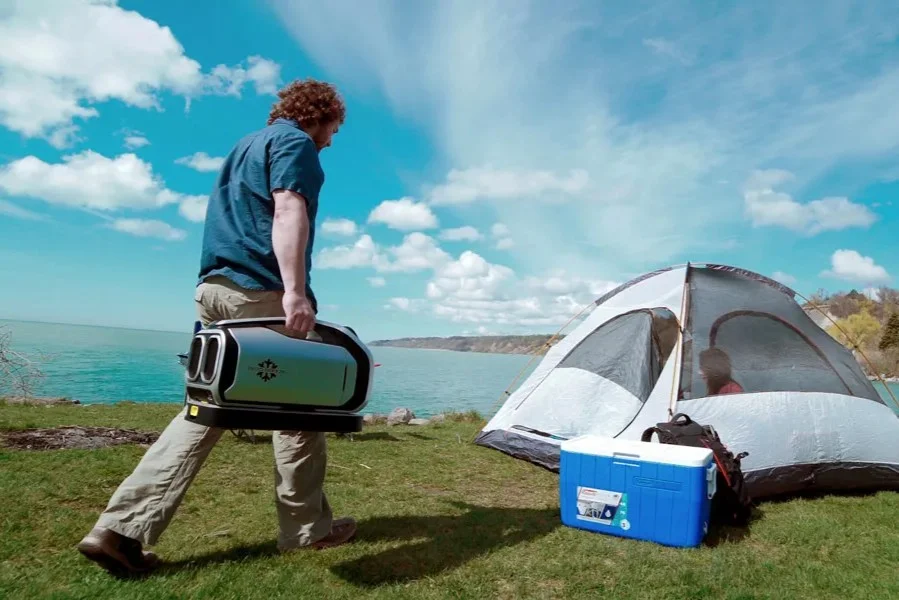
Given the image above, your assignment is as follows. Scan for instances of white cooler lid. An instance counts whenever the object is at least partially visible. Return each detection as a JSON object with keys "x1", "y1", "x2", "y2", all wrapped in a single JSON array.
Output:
[{"x1": 561, "y1": 435, "x2": 713, "y2": 467}]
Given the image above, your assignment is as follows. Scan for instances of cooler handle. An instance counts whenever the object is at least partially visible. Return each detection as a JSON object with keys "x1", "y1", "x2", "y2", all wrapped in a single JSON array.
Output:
[{"x1": 706, "y1": 463, "x2": 718, "y2": 499}]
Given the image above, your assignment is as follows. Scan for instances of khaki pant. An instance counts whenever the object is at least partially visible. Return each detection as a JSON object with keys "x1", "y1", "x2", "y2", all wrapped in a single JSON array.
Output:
[{"x1": 94, "y1": 276, "x2": 332, "y2": 550}]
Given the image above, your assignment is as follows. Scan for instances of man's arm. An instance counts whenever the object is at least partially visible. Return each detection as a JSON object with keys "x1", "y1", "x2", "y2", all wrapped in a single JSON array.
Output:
[
  {"x1": 272, "y1": 188, "x2": 315, "y2": 334},
  {"x1": 272, "y1": 188, "x2": 309, "y2": 295}
]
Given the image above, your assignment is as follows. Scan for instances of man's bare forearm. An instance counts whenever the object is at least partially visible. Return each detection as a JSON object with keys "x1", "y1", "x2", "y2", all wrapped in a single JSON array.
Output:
[{"x1": 272, "y1": 189, "x2": 309, "y2": 295}]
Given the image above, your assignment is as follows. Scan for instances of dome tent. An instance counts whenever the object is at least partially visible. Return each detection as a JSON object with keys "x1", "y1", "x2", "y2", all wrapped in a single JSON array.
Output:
[{"x1": 474, "y1": 263, "x2": 899, "y2": 499}]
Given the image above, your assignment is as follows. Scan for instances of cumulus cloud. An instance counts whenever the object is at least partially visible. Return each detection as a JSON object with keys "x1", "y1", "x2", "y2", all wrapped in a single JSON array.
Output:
[
  {"x1": 178, "y1": 195, "x2": 209, "y2": 223},
  {"x1": 491, "y1": 222, "x2": 514, "y2": 250},
  {"x1": 821, "y1": 249, "x2": 891, "y2": 285},
  {"x1": 204, "y1": 55, "x2": 282, "y2": 96},
  {"x1": 321, "y1": 217, "x2": 358, "y2": 237},
  {"x1": 316, "y1": 230, "x2": 618, "y2": 329},
  {"x1": 743, "y1": 170, "x2": 877, "y2": 235},
  {"x1": 0, "y1": 0, "x2": 281, "y2": 146},
  {"x1": 0, "y1": 150, "x2": 206, "y2": 229},
  {"x1": 384, "y1": 297, "x2": 428, "y2": 312},
  {"x1": 175, "y1": 152, "x2": 226, "y2": 173},
  {"x1": 271, "y1": 0, "x2": 899, "y2": 279},
  {"x1": 0, "y1": 151, "x2": 177, "y2": 211},
  {"x1": 771, "y1": 271, "x2": 797, "y2": 285},
  {"x1": 316, "y1": 234, "x2": 380, "y2": 270},
  {"x1": 439, "y1": 226, "x2": 481, "y2": 241},
  {"x1": 108, "y1": 218, "x2": 187, "y2": 242},
  {"x1": 368, "y1": 197, "x2": 438, "y2": 231},
  {"x1": 124, "y1": 135, "x2": 150, "y2": 150},
  {"x1": 368, "y1": 276, "x2": 386, "y2": 287}
]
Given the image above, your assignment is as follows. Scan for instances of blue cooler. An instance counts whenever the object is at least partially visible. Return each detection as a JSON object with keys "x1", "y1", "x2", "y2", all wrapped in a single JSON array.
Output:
[{"x1": 559, "y1": 435, "x2": 717, "y2": 548}]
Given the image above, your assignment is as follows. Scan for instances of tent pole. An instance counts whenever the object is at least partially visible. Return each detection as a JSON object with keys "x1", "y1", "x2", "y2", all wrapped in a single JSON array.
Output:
[{"x1": 668, "y1": 262, "x2": 692, "y2": 418}]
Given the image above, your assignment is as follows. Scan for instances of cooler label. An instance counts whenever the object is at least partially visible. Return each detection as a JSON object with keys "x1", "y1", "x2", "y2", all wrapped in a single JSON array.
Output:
[{"x1": 575, "y1": 486, "x2": 629, "y2": 529}]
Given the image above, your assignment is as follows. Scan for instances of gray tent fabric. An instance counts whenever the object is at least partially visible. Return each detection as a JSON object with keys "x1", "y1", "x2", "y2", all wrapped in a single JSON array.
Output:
[
  {"x1": 679, "y1": 266, "x2": 882, "y2": 402},
  {"x1": 475, "y1": 263, "x2": 899, "y2": 500},
  {"x1": 557, "y1": 309, "x2": 676, "y2": 404}
]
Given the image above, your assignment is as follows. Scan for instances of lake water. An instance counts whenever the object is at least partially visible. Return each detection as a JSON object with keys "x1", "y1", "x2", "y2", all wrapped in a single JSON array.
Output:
[{"x1": 2, "y1": 319, "x2": 898, "y2": 417}]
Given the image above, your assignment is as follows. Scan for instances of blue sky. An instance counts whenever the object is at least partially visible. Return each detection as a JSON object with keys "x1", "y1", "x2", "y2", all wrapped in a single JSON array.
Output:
[{"x1": 0, "y1": 0, "x2": 897, "y2": 340}]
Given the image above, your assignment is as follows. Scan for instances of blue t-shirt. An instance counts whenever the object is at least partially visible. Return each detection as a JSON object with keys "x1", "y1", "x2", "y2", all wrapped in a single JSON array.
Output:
[{"x1": 197, "y1": 118, "x2": 324, "y2": 311}]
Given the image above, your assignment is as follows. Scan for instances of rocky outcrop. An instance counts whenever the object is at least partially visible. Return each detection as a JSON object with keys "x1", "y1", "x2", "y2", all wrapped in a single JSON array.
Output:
[{"x1": 2, "y1": 396, "x2": 80, "y2": 405}]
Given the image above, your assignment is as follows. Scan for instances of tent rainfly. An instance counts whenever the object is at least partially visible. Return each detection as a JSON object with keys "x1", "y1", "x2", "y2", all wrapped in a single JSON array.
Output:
[{"x1": 475, "y1": 263, "x2": 899, "y2": 499}]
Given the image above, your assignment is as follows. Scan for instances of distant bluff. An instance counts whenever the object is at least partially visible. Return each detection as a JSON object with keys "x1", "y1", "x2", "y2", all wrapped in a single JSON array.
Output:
[{"x1": 368, "y1": 334, "x2": 561, "y2": 355}]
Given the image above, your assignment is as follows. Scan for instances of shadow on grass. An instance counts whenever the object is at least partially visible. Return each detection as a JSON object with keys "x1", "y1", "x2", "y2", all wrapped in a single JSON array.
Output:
[
  {"x1": 343, "y1": 431, "x2": 404, "y2": 442},
  {"x1": 703, "y1": 505, "x2": 765, "y2": 547},
  {"x1": 330, "y1": 501, "x2": 560, "y2": 587},
  {"x1": 149, "y1": 502, "x2": 559, "y2": 586},
  {"x1": 154, "y1": 540, "x2": 279, "y2": 575}
]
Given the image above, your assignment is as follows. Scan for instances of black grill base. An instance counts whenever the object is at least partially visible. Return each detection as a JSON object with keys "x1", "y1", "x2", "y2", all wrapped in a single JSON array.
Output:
[{"x1": 184, "y1": 400, "x2": 363, "y2": 432}]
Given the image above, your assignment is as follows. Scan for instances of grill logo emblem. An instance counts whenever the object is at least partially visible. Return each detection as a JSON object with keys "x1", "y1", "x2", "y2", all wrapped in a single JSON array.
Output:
[{"x1": 256, "y1": 359, "x2": 280, "y2": 381}]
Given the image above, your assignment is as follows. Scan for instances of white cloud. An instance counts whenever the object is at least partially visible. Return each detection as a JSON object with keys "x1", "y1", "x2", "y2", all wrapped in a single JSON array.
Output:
[
  {"x1": 316, "y1": 234, "x2": 380, "y2": 270},
  {"x1": 771, "y1": 271, "x2": 797, "y2": 285},
  {"x1": 426, "y1": 251, "x2": 515, "y2": 301},
  {"x1": 321, "y1": 217, "x2": 358, "y2": 237},
  {"x1": 204, "y1": 55, "x2": 282, "y2": 96},
  {"x1": 109, "y1": 218, "x2": 186, "y2": 242},
  {"x1": 271, "y1": 0, "x2": 899, "y2": 279},
  {"x1": 491, "y1": 223, "x2": 510, "y2": 237},
  {"x1": 0, "y1": 151, "x2": 183, "y2": 211},
  {"x1": 175, "y1": 152, "x2": 225, "y2": 173},
  {"x1": 439, "y1": 226, "x2": 481, "y2": 241},
  {"x1": 0, "y1": 199, "x2": 44, "y2": 221},
  {"x1": 743, "y1": 170, "x2": 877, "y2": 235},
  {"x1": 381, "y1": 232, "x2": 451, "y2": 272},
  {"x1": 424, "y1": 263, "x2": 620, "y2": 330},
  {"x1": 427, "y1": 166, "x2": 589, "y2": 206},
  {"x1": 317, "y1": 232, "x2": 449, "y2": 273},
  {"x1": 368, "y1": 197, "x2": 438, "y2": 231},
  {"x1": 315, "y1": 228, "x2": 620, "y2": 329},
  {"x1": 368, "y1": 276, "x2": 386, "y2": 287},
  {"x1": 124, "y1": 135, "x2": 150, "y2": 150},
  {"x1": 0, "y1": 0, "x2": 281, "y2": 146},
  {"x1": 384, "y1": 297, "x2": 427, "y2": 312},
  {"x1": 822, "y1": 249, "x2": 891, "y2": 285},
  {"x1": 491, "y1": 222, "x2": 513, "y2": 250},
  {"x1": 178, "y1": 195, "x2": 208, "y2": 223}
]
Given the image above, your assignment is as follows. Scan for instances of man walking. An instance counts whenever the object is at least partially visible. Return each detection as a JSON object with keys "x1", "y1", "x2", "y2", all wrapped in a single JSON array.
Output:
[{"x1": 77, "y1": 79, "x2": 356, "y2": 576}]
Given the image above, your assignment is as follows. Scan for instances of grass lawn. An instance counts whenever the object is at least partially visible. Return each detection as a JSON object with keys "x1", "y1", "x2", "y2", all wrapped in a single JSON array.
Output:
[{"x1": 1, "y1": 402, "x2": 897, "y2": 600}]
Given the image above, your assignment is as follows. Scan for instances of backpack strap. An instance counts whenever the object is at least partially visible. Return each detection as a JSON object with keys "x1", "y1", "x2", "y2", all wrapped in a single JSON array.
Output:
[{"x1": 641, "y1": 426, "x2": 676, "y2": 444}]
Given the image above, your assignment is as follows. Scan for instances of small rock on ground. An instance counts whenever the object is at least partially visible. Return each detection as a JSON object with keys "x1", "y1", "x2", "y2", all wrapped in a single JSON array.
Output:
[
  {"x1": 387, "y1": 407, "x2": 415, "y2": 425},
  {"x1": 408, "y1": 418, "x2": 430, "y2": 426}
]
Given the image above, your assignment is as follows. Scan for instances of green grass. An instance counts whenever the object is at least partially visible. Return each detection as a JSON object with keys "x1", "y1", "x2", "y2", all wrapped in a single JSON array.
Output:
[{"x1": 1, "y1": 402, "x2": 897, "y2": 600}]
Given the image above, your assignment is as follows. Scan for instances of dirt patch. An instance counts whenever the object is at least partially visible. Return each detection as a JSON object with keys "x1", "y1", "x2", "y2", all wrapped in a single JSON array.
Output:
[{"x1": 0, "y1": 426, "x2": 158, "y2": 450}]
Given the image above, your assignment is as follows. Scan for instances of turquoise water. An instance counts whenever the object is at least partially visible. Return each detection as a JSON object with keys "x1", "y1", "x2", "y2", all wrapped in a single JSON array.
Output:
[
  {"x1": 2, "y1": 319, "x2": 898, "y2": 417},
  {"x1": 0, "y1": 320, "x2": 537, "y2": 417}
]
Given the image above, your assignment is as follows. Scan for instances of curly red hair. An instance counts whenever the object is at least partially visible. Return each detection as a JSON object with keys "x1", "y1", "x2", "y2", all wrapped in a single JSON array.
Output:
[{"x1": 267, "y1": 78, "x2": 346, "y2": 129}]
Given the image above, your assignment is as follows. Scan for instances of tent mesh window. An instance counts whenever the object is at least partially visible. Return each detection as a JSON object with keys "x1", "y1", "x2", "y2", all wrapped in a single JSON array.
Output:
[
  {"x1": 679, "y1": 266, "x2": 883, "y2": 403},
  {"x1": 557, "y1": 308, "x2": 679, "y2": 403}
]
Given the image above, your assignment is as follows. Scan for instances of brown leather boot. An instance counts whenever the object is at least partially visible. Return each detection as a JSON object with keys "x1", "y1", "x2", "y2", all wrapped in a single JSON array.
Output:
[
  {"x1": 307, "y1": 517, "x2": 357, "y2": 550},
  {"x1": 77, "y1": 527, "x2": 159, "y2": 575}
]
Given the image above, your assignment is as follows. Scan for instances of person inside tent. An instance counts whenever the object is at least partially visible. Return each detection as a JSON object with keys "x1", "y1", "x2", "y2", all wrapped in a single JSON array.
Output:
[{"x1": 699, "y1": 347, "x2": 744, "y2": 396}]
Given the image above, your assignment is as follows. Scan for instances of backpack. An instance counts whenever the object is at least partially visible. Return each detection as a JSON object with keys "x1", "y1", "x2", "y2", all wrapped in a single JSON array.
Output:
[{"x1": 641, "y1": 412, "x2": 753, "y2": 527}]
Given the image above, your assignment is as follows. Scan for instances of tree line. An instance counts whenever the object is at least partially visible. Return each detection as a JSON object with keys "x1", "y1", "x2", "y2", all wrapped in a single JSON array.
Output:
[{"x1": 804, "y1": 286, "x2": 899, "y2": 378}]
